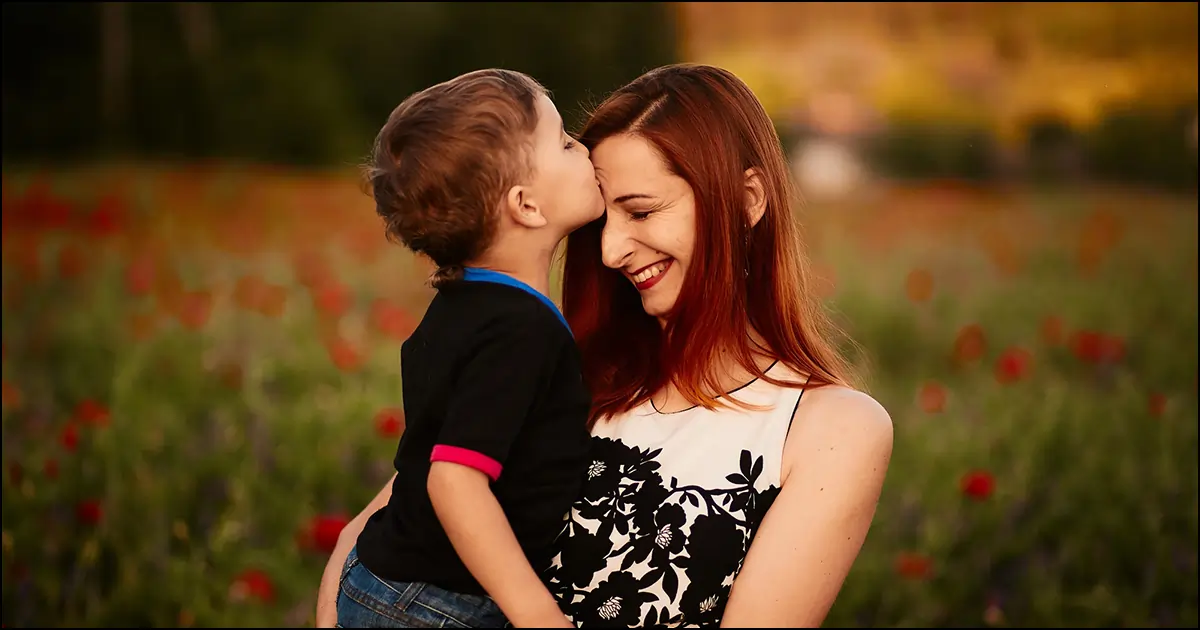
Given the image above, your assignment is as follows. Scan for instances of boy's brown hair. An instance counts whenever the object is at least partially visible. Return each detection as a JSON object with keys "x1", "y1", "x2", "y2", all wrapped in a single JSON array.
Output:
[{"x1": 365, "y1": 69, "x2": 547, "y2": 287}]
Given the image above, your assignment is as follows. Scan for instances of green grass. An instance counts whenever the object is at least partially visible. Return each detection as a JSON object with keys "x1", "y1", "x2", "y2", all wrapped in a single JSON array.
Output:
[{"x1": 2, "y1": 166, "x2": 1197, "y2": 627}]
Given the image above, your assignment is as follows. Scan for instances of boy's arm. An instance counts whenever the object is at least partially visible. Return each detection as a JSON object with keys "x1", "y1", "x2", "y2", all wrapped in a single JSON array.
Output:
[
  {"x1": 428, "y1": 462, "x2": 573, "y2": 628},
  {"x1": 314, "y1": 473, "x2": 396, "y2": 628},
  {"x1": 428, "y1": 314, "x2": 573, "y2": 626}
]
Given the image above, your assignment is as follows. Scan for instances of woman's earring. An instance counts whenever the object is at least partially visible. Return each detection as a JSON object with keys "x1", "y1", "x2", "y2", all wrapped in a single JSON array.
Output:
[{"x1": 744, "y1": 232, "x2": 752, "y2": 278}]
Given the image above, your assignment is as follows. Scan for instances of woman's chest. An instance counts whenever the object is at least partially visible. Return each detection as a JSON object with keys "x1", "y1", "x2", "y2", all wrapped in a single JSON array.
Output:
[{"x1": 547, "y1": 411, "x2": 790, "y2": 627}]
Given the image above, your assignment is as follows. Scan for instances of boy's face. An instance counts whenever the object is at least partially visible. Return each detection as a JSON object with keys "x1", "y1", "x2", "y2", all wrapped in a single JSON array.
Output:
[{"x1": 524, "y1": 94, "x2": 605, "y2": 233}]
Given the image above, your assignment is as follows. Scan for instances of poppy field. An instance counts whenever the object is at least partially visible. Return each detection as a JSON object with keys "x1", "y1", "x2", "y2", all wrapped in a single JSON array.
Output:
[{"x1": 1, "y1": 164, "x2": 1196, "y2": 628}]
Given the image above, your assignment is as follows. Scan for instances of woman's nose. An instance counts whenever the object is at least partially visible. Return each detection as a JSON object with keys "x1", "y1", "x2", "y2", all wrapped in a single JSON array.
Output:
[{"x1": 600, "y1": 218, "x2": 634, "y2": 270}]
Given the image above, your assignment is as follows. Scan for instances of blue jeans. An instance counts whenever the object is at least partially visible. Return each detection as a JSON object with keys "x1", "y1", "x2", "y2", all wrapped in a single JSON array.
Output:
[{"x1": 336, "y1": 546, "x2": 510, "y2": 628}]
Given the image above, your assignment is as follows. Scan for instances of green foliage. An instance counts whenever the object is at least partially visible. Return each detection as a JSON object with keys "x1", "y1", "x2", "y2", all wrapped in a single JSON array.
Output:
[
  {"x1": 821, "y1": 210, "x2": 1199, "y2": 626},
  {"x1": 865, "y1": 105, "x2": 1199, "y2": 191},
  {"x1": 865, "y1": 120, "x2": 998, "y2": 182},
  {"x1": 1, "y1": 169, "x2": 1196, "y2": 627},
  {"x1": 1083, "y1": 104, "x2": 1199, "y2": 192},
  {"x1": 0, "y1": 2, "x2": 678, "y2": 167}
]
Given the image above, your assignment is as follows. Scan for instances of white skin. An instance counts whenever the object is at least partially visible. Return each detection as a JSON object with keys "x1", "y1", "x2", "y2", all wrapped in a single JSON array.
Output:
[
  {"x1": 314, "y1": 93, "x2": 602, "y2": 629},
  {"x1": 593, "y1": 132, "x2": 894, "y2": 628},
  {"x1": 472, "y1": 92, "x2": 605, "y2": 297}
]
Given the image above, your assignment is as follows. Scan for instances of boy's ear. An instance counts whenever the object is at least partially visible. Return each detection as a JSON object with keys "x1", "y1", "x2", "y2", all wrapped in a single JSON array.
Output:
[{"x1": 503, "y1": 185, "x2": 548, "y2": 229}]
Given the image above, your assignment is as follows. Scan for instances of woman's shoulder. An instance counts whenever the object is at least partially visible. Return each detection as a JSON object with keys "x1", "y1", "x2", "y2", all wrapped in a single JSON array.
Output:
[
  {"x1": 796, "y1": 384, "x2": 890, "y2": 422},
  {"x1": 782, "y1": 384, "x2": 893, "y2": 479}
]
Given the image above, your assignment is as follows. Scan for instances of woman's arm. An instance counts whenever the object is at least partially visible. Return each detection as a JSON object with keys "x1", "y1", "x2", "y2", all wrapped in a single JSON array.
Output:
[
  {"x1": 314, "y1": 473, "x2": 397, "y2": 628},
  {"x1": 720, "y1": 387, "x2": 894, "y2": 628}
]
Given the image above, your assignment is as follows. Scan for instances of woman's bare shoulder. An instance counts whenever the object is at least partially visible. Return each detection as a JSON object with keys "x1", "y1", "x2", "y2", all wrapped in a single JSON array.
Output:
[{"x1": 782, "y1": 384, "x2": 893, "y2": 481}]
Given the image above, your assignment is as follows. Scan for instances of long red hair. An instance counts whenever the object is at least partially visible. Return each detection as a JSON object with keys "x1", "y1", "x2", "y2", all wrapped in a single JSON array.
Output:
[{"x1": 562, "y1": 63, "x2": 859, "y2": 427}]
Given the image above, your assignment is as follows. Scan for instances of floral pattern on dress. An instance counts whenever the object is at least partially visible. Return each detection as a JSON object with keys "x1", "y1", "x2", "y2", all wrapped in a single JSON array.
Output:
[{"x1": 546, "y1": 437, "x2": 780, "y2": 628}]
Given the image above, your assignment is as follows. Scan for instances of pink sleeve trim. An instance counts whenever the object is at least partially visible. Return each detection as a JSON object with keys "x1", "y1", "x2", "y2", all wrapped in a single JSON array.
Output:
[{"x1": 430, "y1": 444, "x2": 503, "y2": 482}]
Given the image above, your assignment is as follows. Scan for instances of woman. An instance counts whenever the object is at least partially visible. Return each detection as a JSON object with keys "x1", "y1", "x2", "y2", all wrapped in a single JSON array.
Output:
[
  {"x1": 316, "y1": 63, "x2": 891, "y2": 628},
  {"x1": 543, "y1": 63, "x2": 892, "y2": 628}
]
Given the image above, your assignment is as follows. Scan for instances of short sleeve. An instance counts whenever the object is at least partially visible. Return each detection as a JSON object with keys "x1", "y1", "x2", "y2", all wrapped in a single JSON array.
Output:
[{"x1": 431, "y1": 315, "x2": 562, "y2": 482}]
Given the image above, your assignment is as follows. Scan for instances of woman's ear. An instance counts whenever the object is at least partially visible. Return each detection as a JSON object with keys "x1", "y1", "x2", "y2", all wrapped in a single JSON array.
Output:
[{"x1": 745, "y1": 168, "x2": 766, "y2": 227}]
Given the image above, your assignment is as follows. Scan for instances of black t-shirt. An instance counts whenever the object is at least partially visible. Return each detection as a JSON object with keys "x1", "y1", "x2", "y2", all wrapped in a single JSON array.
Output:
[{"x1": 356, "y1": 278, "x2": 592, "y2": 596}]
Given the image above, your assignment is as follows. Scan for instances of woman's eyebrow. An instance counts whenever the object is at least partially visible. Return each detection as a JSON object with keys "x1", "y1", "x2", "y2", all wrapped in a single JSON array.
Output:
[{"x1": 613, "y1": 193, "x2": 656, "y2": 204}]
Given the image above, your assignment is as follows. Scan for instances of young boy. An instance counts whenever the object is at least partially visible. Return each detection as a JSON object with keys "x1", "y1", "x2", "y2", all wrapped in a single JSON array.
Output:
[{"x1": 324, "y1": 69, "x2": 604, "y2": 627}]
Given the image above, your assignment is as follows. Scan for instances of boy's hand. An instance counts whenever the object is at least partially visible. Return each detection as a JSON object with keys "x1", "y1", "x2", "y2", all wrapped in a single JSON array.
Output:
[{"x1": 428, "y1": 461, "x2": 574, "y2": 628}]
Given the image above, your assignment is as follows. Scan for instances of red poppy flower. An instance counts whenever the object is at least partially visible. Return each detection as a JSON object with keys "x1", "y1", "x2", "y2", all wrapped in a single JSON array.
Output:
[
  {"x1": 301, "y1": 514, "x2": 350, "y2": 555},
  {"x1": 60, "y1": 423, "x2": 80, "y2": 452},
  {"x1": 230, "y1": 568, "x2": 275, "y2": 603},
  {"x1": 326, "y1": 336, "x2": 361, "y2": 372},
  {"x1": 1070, "y1": 330, "x2": 1125, "y2": 364},
  {"x1": 177, "y1": 291, "x2": 213, "y2": 330},
  {"x1": 994, "y1": 347, "x2": 1032, "y2": 384},
  {"x1": 1040, "y1": 315, "x2": 1064, "y2": 346},
  {"x1": 313, "y1": 282, "x2": 351, "y2": 318},
  {"x1": 375, "y1": 408, "x2": 405, "y2": 438},
  {"x1": 917, "y1": 382, "x2": 946, "y2": 414},
  {"x1": 58, "y1": 243, "x2": 86, "y2": 279},
  {"x1": 293, "y1": 251, "x2": 332, "y2": 289},
  {"x1": 76, "y1": 499, "x2": 103, "y2": 525},
  {"x1": 960, "y1": 470, "x2": 995, "y2": 501},
  {"x1": 76, "y1": 399, "x2": 110, "y2": 427},
  {"x1": 87, "y1": 194, "x2": 125, "y2": 237},
  {"x1": 1148, "y1": 393, "x2": 1167, "y2": 417},
  {"x1": 370, "y1": 299, "x2": 416, "y2": 340},
  {"x1": 905, "y1": 269, "x2": 933, "y2": 303},
  {"x1": 895, "y1": 551, "x2": 933, "y2": 579},
  {"x1": 1, "y1": 381, "x2": 21, "y2": 409},
  {"x1": 125, "y1": 256, "x2": 156, "y2": 296},
  {"x1": 953, "y1": 324, "x2": 987, "y2": 364}
]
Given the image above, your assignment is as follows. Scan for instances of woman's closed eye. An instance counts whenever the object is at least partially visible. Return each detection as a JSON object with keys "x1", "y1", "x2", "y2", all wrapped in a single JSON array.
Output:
[{"x1": 626, "y1": 205, "x2": 666, "y2": 221}]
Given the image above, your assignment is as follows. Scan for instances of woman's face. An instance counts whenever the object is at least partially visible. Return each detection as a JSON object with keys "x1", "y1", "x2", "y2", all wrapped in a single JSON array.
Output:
[{"x1": 591, "y1": 133, "x2": 695, "y2": 320}]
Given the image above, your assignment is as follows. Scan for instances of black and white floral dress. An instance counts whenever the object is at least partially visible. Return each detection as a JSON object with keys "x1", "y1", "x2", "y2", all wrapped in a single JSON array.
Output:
[{"x1": 545, "y1": 362, "x2": 808, "y2": 628}]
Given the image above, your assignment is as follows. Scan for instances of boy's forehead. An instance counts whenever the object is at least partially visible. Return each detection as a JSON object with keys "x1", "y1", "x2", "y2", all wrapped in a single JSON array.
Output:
[{"x1": 535, "y1": 94, "x2": 562, "y2": 130}]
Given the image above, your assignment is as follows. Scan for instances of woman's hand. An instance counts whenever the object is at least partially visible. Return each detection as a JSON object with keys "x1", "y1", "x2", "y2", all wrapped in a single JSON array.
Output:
[
  {"x1": 315, "y1": 534, "x2": 356, "y2": 627},
  {"x1": 314, "y1": 474, "x2": 397, "y2": 628}
]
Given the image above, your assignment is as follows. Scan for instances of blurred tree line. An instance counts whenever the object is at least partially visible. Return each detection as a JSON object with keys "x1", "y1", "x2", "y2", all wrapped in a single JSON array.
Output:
[
  {"x1": 860, "y1": 102, "x2": 1198, "y2": 192},
  {"x1": 3, "y1": 2, "x2": 1195, "y2": 192},
  {"x1": 858, "y1": 105, "x2": 1197, "y2": 192},
  {"x1": 1, "y1": 2, "x2": 677, "y2": 168},
  {"x1": 859, "y1": 2, "x2": 1200, "y2": 193}
]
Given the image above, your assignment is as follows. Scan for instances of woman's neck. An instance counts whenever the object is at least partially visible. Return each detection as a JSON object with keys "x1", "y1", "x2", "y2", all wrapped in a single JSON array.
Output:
[{"x1": 652, "y1": 325, "x2": 777, "y2": 413}]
